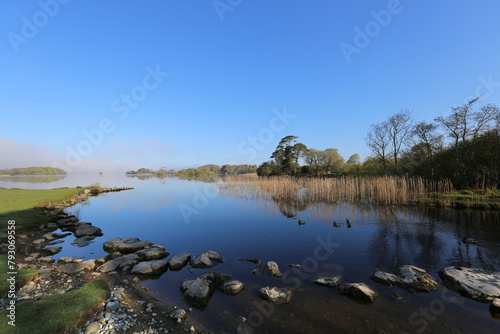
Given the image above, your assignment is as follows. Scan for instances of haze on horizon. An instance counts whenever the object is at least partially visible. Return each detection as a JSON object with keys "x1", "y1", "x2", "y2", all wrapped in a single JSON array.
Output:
[{"x1": 1, "y1": 1, "x2": 499, "y2": 173}]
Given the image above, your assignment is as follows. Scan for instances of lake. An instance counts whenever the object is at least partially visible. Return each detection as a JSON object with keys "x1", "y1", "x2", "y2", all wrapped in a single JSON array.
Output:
[{"x1": 2, "y1": 174, "x2": 500, "y2": 333}]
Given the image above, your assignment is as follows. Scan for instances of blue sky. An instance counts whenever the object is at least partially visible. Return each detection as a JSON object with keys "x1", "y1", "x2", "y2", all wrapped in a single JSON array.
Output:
[{"x1": 1, "y1": 0, "x2": 499, "y2": 172}]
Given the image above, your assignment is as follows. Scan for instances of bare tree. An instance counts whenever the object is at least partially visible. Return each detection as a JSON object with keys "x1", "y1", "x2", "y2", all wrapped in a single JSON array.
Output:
[
  {"x1": 388, "y1": 109, "x2": 413, "y2": 174},
  {"x1": 366, "y1": 121, "x2": 390, "y2": 174}
]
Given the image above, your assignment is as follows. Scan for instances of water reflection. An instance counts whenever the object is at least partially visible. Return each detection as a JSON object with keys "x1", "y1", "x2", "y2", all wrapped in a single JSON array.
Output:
[{"x1": 0, "y1": 175, "x2": 66, "y2": 183}]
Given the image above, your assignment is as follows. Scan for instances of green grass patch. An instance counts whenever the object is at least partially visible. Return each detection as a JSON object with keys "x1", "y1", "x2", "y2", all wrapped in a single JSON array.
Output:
[
  {"x1": 0, "y1": 187, "x2": 83, "y2": 237},
  {"x1": 0, "y1": 279, "x2": 109, "y2": 334},
  {"x1": 0, "y1": 255, "x2": 37, "y2": 296}
]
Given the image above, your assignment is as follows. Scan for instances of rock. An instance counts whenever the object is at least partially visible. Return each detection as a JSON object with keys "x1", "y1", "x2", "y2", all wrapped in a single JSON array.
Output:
[
  {"x1": 135, "y1": 245, "x2": 170, "y2": 261},
  {"x1": 97, "y1": 254, "x2": 140, "y2": 273},
  {"x1": 57, "y1": 259, "x2": 96, "y2": 274},
  {"x1": 58, "y1": 257, "x2": 75, "y2": 263},
  {"x1": 168, "y1": 253, "x2": 191, "y2": 270},
  {"x1": 30, "y1": 253, "x2": 41, "y2": 258},
  {"x1": 490, "y1": 298, "x2": 500, "y2": 313},
  {"x1": 252, "y1": 260, "x2": 262, "y2": 275},
  {"x1": 370, "y1": 265, "x2": 439, "y2": 292},
  {"x1": 74, "y1": 223, "x2": 103, "y2": 238},
  {"x1": 131, "y1": 260, "x2": 168, "y2": 275},
  {"x1": 338, "y1": 283, "x2": 378, "y2": 302},
  {"x1": 258, "y1": 286, "x2": 292, "y2": 303},
  {"x1": 438, "y1": 266, "x2": 500, "y2": 302},
  {"x1": 222, "y1": 280, "x2": 245, "y2": 295},
  {"x1": 24, "y1": 257, "x2": 35, "y2": 262},
  {"x1": 44, "y1": 232, "x2": 71, "y2": 241},
  {"x1": 262, "y1": 261, "x2": 282, "y2": 277},
  {"x1": 289, "y1": 264, "x2": 302, "y2": 269},
  {"x1": 170, "y1": 308, "x2": 186, "y2": 322},
  {"x1": 33, "y1": 239, "x2": 45, "y2": 245},
  {"x1": 38, "y1": 256, "x2": 55, "y2": 264},
  {"x1": 103, "y1": 237, "x2": 153, "y2": 254},
  {"x1": 107, "y1": 301, "x2": 119, "y2": 311},
  {"x1": 181, "y1": 271, "x2": 230, "y2": 307},
  {"x1": 314, "y1": 276, "x2": 342, "y2": 287},
  {"x1": 85, "y1": 322, "x2": 102, "y2": 334},
  {"x1": 43, "y1": 246, "x2": 62, "y2": 255},
  {"x1": 71, "y1": 236, "x2": 96, "y2": 247},
  {"x1": 190, "y1": 251, "x2": 224, "y2": 268}
]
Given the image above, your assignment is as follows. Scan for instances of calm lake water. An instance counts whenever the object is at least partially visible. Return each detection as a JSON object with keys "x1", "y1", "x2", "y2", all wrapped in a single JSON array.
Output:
[{"x1": 2, "y1": 174, "x2": 500, "y2": 333}]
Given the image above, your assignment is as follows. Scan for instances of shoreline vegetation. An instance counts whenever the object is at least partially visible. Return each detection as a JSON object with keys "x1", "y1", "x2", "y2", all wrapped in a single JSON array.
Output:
[{"x1": 218, "y1": 175, "x2": 500, "y2": 210}]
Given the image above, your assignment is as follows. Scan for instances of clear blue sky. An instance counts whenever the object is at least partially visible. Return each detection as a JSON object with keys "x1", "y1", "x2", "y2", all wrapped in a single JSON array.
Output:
[{"x1": 1, "y1": 0, "x2": 499, "y2": 172}]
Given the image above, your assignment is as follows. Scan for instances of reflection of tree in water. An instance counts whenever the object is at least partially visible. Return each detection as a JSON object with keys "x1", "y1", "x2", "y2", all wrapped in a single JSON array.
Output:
[
  {"x1": 0, "y1": 175, "x2": 66, "y2": 183},
  {"x1": 271, "y1": 197, "x2": 309, "y2": 218},
  {"x1": 368, "y1": 207, "x2": 500, "y2": 271}
]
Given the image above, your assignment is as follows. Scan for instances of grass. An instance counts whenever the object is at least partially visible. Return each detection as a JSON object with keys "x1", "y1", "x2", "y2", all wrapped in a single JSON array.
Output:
[
  {"x1": 0, "y1": 279, "x2": 109, "y2": 334},
  {"x1": 0, "y1": 255, "x2": 37, "y2": 296},
  {"x1": 0, "y1": 187, "x2": 87, "y2": 238},
  {"x1": 218, "y1": 175, "x2": 499, "y2": 210}
]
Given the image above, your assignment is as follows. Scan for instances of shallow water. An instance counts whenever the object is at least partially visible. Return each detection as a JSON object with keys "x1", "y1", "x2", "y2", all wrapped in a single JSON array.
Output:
[{"x1": 3, "y1": 174, "x2": 500, "y2": 333}]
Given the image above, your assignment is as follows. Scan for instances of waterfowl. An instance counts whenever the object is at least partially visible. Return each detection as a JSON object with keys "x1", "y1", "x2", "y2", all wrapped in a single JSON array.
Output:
[
  {"x1": 346, "y1": 218, "x2": 351, "y2": 228},
  {"x1": 298, "y1": 219, "x2": 306, "y2": 225},
  {"x1": 462, "y1": 237, "x2": 477, "y2": 244},
  {"x1": 333, "y1": 222, "x2": 341, "y2": 227}
]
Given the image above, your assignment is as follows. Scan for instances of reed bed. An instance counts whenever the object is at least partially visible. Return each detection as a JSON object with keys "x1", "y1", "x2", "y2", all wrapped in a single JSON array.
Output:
[{"x1": 218, "y1": 175, "x2": 456, "y2": 206}]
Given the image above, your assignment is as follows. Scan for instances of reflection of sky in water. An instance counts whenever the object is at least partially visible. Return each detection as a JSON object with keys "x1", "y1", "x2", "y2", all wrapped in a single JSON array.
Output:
[{"x1": 5, "y1": 174, "x2": 500, "y2": 333}]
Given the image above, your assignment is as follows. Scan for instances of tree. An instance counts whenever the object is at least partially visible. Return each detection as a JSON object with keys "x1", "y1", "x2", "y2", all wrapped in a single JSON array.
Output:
[
  {"x1": 322, "y1": 148, "x2": 345, "y2": 175},
  {"x1": 388, "y1": 109, "x2": 413, "y2": 174},
  {"x1": 411, "y1": 121, "x2": 443, "y2": 178},
  {"x1": 346, "y1": 154, "x2": 361, "y2": 175},
  {"x1": 366, "y1": 121, "x2": 390, "y2": 174}
]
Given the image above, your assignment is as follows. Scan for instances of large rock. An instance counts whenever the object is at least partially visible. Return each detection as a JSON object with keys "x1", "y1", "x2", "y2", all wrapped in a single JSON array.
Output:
[
  {"x1": 44, "y1": 232, "x2": 71, "y2": 241},
  {"x1": 370, "y1": 265, "x2": 440, "y2": 292},
  {"x1": 97, "y1": 254, "x2": 140, "y2": 273},
  {"x1": 71, "y1": 236, "x2": 96, "y2": 247},
  {"x1": 258, "y1": 286, "x2": 292, "y2": 303},
  {"x1": 57, "y1": 259, "x2": 96, "y2": 274},
  {"x1": 222, "y1": 280, "x2": 245, "y2": 295},
  {"x1": 74, "y1": 223, "x2": 103, "y2": 238},
  {"x1": 181, "y1": 271, "x2": 230, "y2": 307},
  {"x1": 338, "y1": 283, "x2": 378, "y2": 302},
  {"x1": 262, "y1": 261, "x2": 282, "y2": 277},
  {"x1": 438, "y1": 266, "x2": 500, "y2": 302},
  {"x1": 131, "y1": 260, "x2": 168, "y2": 275},
  {"x1": 190, "y1": 251, "x2": 224, "y2": 268},
  {"x1": 168, "y1": 253, "x2": 191, "y2": 270},
  {"x1": 135, "y1": 245, "x2": 169, "y2": 261},
  {"x1": 103, "y1": 237, "x2": 153, "y2": 254},
  {"x1": 314, "y1": 276, "x2": 342, "y2": 287}
]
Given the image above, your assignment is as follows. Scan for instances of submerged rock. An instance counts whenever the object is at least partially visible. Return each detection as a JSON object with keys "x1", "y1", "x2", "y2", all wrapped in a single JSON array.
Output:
[
  {"x1": 490, "y1": 298, "x2": 500, "y2": 314},
  {"x1": 131, "y1": 260, "x2": 168, "y2": 275},
  {"x1": 103, "y1": 237, "x2": 153, "y2": 254},
  {"x1": 71, "y1": 236, "x2": 96, "y2": 247},
  {"x1": 262, "y1": 261, "x2": 282, "y2": 277},
  {"x1": 314, "y1": 276, "x2": 342, "y2": 287},
  {"x1": 170, "y1": 308, "x2": 186, "y2": 323},
  {"x1": 43, "y1": 246, "x2": 62, "y2": 255},
  {"x1": 97, "y1": 254, "x2": 140, "y2": 273},
  {"x1": 252, "y1": 260, "x2": 262, "y2": 275},
  {"x1": 370, "y1": 265, "x2": 439, "y2": 292},
  {"x1": 338, "y1": 283, "x2": 378, "y2": 302},
  {"x1": 438, "y1": 266, "x2": 500, "y2": 302},
  {"x1": 168, "y1": 253, "x2": 191, "y2": 270},
  {"x1": 222, "y1": 280, "x2": 245, "y2": 295},
  {"x1": 190, "y1": 251, "x2": 224, "y2": 268},
  {"x1": 258, "y1": 286, "x2": 292, "y2": 303}
]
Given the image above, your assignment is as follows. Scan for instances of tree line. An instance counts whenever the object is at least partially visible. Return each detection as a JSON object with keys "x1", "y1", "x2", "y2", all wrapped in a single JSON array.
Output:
[
  {"x1": 175, "y1": 164, "x2": 257, "y2": 177},
  {"x1": 257, "y1": 98, "x2": 499, "y2": 189},
  {"x1": 0, "y1": 167, "x2": 67, "y2": 175}
]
